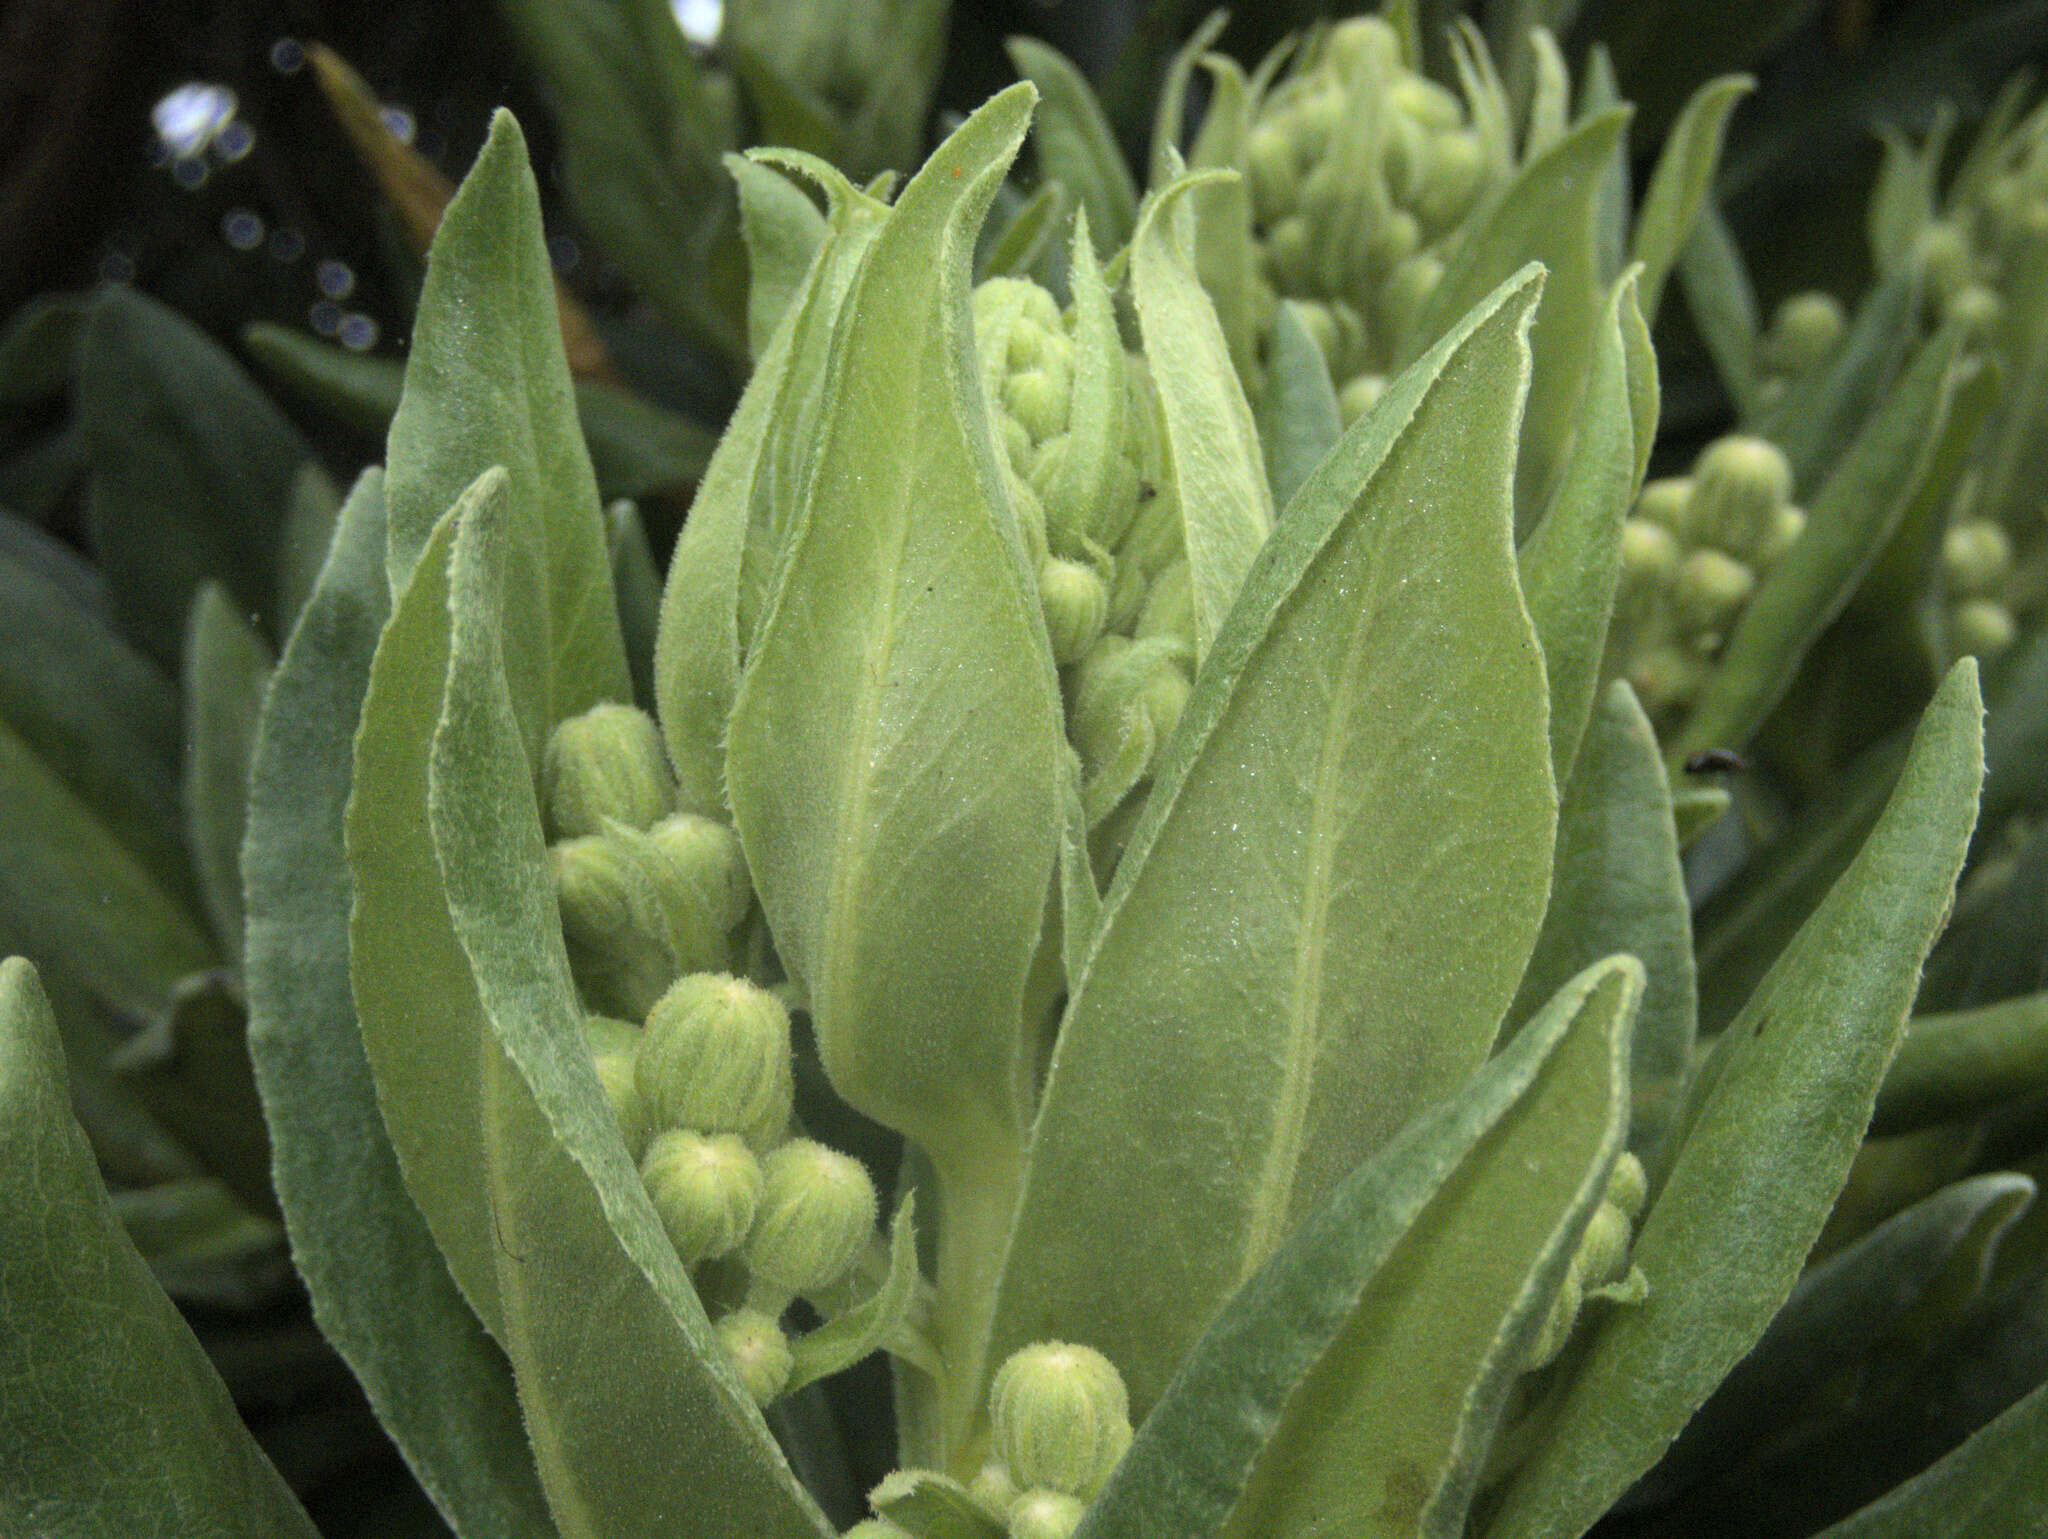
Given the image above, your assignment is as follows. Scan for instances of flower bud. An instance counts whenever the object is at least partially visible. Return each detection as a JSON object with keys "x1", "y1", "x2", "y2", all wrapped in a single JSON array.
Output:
[
  {"x1": 1607, "y1": 1151, "x2": 1648, "y2": 1220},
  {"x1": 643, "y1": 1130, "x2": 762, "y2": 1263},
  {"x1": 969, "y1": 1461, "x2": 1019, "y2": 1514},
  {"x1": 1672, "y1": 549, "x2": 1757, "y2": 636},
  {"x1": 646, "y1": 812, "x2": 752, "y2": 935},
  {"x1": 1943, "y1": 519, "x2": 2013, "y2": 598},
  {"x1": 1760, "y1": 291, "x2": 1846, "y2": 377},
  {"x1": 1008, "y1": 1491, "x2": 1087, "y2": 1539},
  {"x1": 716, "y1": 1307, "x2": 793, "y2": 1406},
  {"x1": 1381, "y1": 111, "x2": 1429, "y2": 207},
  {"x1": 636, "y1": 973, "x2": 792, "y2": 1148},
  {"x1": 1620, "y1": 519, "x2": 1682, "y2": 586},
  {"x1": 1245, "y1": 120, "x2": 1301, "y2": 225},
  {"x1": 553, "y1": 835, "x2": 675, "y2": 1021},
  {"x1": 1388, "y1": 73, "x2": 1464, "y2": 131},
  {"x1": 1953, "y1": 599, "x2": 2018, "y2": 658},
  {"x1": 542, "y1": 703, "x2": 674, "y2": 841},
  {"x1": 1575, "y1": 1201, "x2": 1633, "y2": 1287},
  {"x1": 745, "y1": 1139, "x2": 879, "y2": 1298},
  {"x1": 1755, "y1": 505, "x2": 1807, "y2": 571},
  {"x1": 1337, "y1": 372, "x2": 1387, "y2": 425},
  {"x1": 1528, "y1": 1267, "x2": 1583, "y2": 1369},
  {"x1": 1365, "y1": 208, "x2": 1422, "y2": 281},
  {"x1": 1944, "y1": 283, "x2": 2004, "y2": 337},
  {"x1": 1005, "y1": 364, "x2": 1074, "y2": 445},
  {"x1": 1071, "y1": 636, "x2": 1194, "y2": 777},
  {"x1": 1634, "y1": 477, "x2": 1695, "y2": 536},
  {"x1": 1263, "y1": 214, "x2": 1315, "y2": 291},
  {"x1": 1378, "y1": 253, "x2": 1442, "y2": 352},
  {"x1": 1414, "y1": 128, "x2": 1487, "y2": 232},
  {"x1": 1913, "y1": 220, "x2": 1974, "y2": 304},
  {"x1": 587, "y1": 1015, "x2": 652, "y2": 1158},
  {"x1": 991, "y1": 1342, "x2": 1132, "y2": 1498},
  {"x1": 1040, "y1": 557, "x2": 1111, "y2": 666},
  {"x1": 1323, "y1": 16, "x2": 1400, "y2": 76},
  {"x1": 1685, "y1": 436, "x2": 1793, "y2": 562},
  {"x1": 1628, "y1": 644, "x2": 1704, "y2": 718},
  {"x1": 1134, "y1": 559, "x2": 1194, "y2": 647}
]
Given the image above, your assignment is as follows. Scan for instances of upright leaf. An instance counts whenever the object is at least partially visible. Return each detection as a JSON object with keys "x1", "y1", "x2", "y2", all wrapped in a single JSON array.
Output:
[
  {"x1": 383, "y1": 109, "x2": 629, "y2": 745},
  {"x1": 1489, "y1": 660, "x2": 1984, "y2": 1539},
  {"x1": 988, "y1": 271, "x2": 1555, "y2": 1421},
  {"x1": 244, "y1": 470, "x2": 555, "y2": 1539},
  {"x1": 731, "y1": 152, "x2": 829, "y2": 358},
  {"x1": 182, "y1": 585, "x2": 273, "y2": 965},
  {"x1": 1629, "y1": 75, "x2": 1753, "y2": 323},
  {"x1": 1812, "y1": 1379, "x2": 2048, "y2": 1537},
  {"x1": 1260, "y1": 301, "x2": 1344, "y2": 512},
  {"x1": 1131, "y1": 175, "x2": 1276, "y2": 660},
  {"x1": 1007, "y1": 36, "x2": 1139, "y2": 256},
  {"x1": 1677, "y1": 199, "x2": 1761, "y2": 416},
  {"x1": 0, "y1": 958, "x2": 319, "y2": 1539}
]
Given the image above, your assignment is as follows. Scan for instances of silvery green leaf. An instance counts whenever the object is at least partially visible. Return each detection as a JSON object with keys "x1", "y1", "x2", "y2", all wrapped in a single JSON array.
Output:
[
  {"x1": 1675, "y1": 326, "x2": 1963, "y2": 767},
  {"x1": 279, "y1": 460, "x2": 342, "y2": 632},
  {"x1": 871, "y1": 1469, "x2": 1006, "y2": 1539},
  {"x1": 987, "y1": 270, "x2": 1554, "y2": 1426},
  {"x1": 0, "y1": 957, "x2": 320, "y2": 1539},
  {"x1": 606, "y1": 499, "x2": 661, "y2": 711},
  {"x1": 1260, "y1": 301, "x2": 1343, "y2": 512},
  {"x1": 1874, "y1": 994, "x2": 2048, "y2": 1135},
  {"x1": 1677, "y1": 198, "x2": 1761, "y2": 416},
  {"x1": 1184, "y1": 54, "x2": 1258, "y2": 379},
  {"x1": 1007, "y1": 35, "x2": 1138, "y2": 256},
  {"x1": 788, "y1": 1197, "x2": 924, "y2": 1393},
  {"x1": 181, "y1": 585, "x2": 272, "y2": 967},
  {"x1": 1750, "y1": 272, "x2": 1918, "y2": 498},
  {"x1": 1630, "y1": 74, "x2": 1753, "y2": 324},
  {"x1": 1077, "y1": 957, "x2": 1639, "y2": 1539},
  {"x1": 1509, "y1": 683, "x2": 1695, "y2": 1165},
  {"x1": 426, "y1": 473, "x2": 834, "y2": 1538},
  {"x1": 731, "y1": 151, "x2": 829, "y2": 359},
  {"x1": 1487, "y1": 660, "x2": 1984, "y2": 1539},
  {"x1": 1811, "y1": 1378, "x2": 2048, "y2": 1537},
  {"x1": 1131, "y1": 173, "x2": 1275, "y2": 662},
  {"x1": 383, "y1": 109, "x2": 631, "y2": 744},
  {"x1": 76, "y1": 285, "x2": 309, "y2": 666},
  {"x1": 245, "y1": 468, "x2": 554, "y2": 1539}
]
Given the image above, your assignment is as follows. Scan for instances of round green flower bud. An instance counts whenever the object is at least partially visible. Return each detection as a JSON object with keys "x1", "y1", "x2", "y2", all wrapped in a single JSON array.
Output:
[
  {"x1": 716, "y1": 1307, "x2": 793, "y2": 1406},
  {"x1": 587, "y1": 1016, "x2": 652, "y2": 1159},
  {"x1": 542, "y1": 703, "x2": 674, "y2": 841},
  {"x1": 1685, "y1": 436, "x2": 1792, "y2": 561},
  {"x1": 1365, "y1": 208, "x2": 1422, "y2": 281},
  {"x1": 1620, "y1": 518, "x2": 1682, "y2": 586},
  {"x1": 1071, "y1": 636, "x2": 1194, "y2": 777},
  {"x1": 1337, "y1": 372, "x2": 1387, "y2": 425},
  {"x1": 1263, "y1": 214, "x2": 1315, "y2": 291},
  {"x1": 1628, "y1": 644, "x2": 1704, "y2": 718},
  {"x1": 1607, "y1": 1151, "x2": 1648, "y2": 1220},
  {"x1": 1953, "y1": 598, "x2": 2018, "y2": 659},
  {"x1": 1574, "y1": 1200, "x2": 1634, "y2": 1288},
  {"x1": 1380, "y1": 110, "x2": 1429, "y2": 207},
  {"x1": 1245, "y1": 119, "x2": 1300, "y2": 226},
  {"x1": 1943, "y1": 519, "x2": 2013, "y2": 598},
  {"x1": 1755, "y1": 504, "x2": 1807, "y2": 571},
  {"x1": 643, "y1": 1130, "x2": 762, "y2": 1263},
  {"x1": 1378, "y1": 252, "x2": 1443, "y2": 350},
  {"x1": 1760, "y1": 291, "x2": 1846, "y2": 377},
  {"x1": 1414, "y1": 128, "x2": 1487, "y2": 232},
  {"x1": 990, "y1": 1341, "x2": 1133, "y2": 1499},
  {"x1": 745, "y1": 1138, "x2": 879, "y2": 1298},
  {"x1": 637, "y1": 973, "x2": 792, "y2": 1148},
  {"x1": 1672, "y1": 549, "x2": 1757, "y2": 636},
  {"x1": 1290, "y1": 299, "x2": 1341, "y2": 367},
  {"x1": 1040, "y1": 557, "x2": 1111, "y2": 666},
  {"x1": 1008, "y1": 1491, "x2": 1087, "y2": 1539},
  {"x1": 1323, "y1": 15, "x2": 1400, "y2": 76},
  {"x1": 1005, "y1": 364, "x2": 1074, "y2": 446},
  {"x1": 1634, "y1": 477, "x2": 1695, "y2": 536},
  {"x1": 552, "y1": 835, "x2": 674, "y2": 1021},
  {"x1": 1913, "y1": 220, "x2": 1974, "y2": 304},
  {"x1": 1388, "y1": 73, "x2": 1464, "y2": 131},
  {"x1": 1943, "y1": 283, "x2": 2004, "y2": 337},
  {"x1": 646, "y1": 812, "x2": 752, "y2": 935}
]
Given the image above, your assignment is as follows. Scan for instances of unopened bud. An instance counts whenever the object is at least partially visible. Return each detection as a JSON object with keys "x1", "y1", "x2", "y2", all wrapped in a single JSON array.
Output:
[
  {"x1": 1337, "y1": 372, "x2": 1387, "y2": 425},
  {"x1": 1005, "y1": 364, "x2": 1073, "y2": 445},
  {"x1": 1672, "y1": 549, "x2": 1757, "y2": 635},
  {"x1": 1914, "y1": 220, "x2": 1974, "y2": 304},
  {"x1": 992, "y1": 1342, "x2": 1132, "y2": 1498},
  {"x1": 1755, "y1": 504, "x2": 1807, "y2": 570},
  {"x1": 745, "y1": 1139, "x2": 879, "y2": 1299},
  {"x1": 1685, "y1": 436, "x2": 1793, "y2": 561},
  {"x1": 1620, "y1": 519, "x2": 1682, "y2": 586},
  {"x1": 1134, "y1": 559, "x2": 1194, "y2": 647},
  {"x1": 1575, "y1": 1201, "x2": 1634, "y2": 1287},
  {"x1": 587, "y1": 1015, "x2": 652, "y2": 1159},
  {"x1": 1415, "y1": 128, "x2": 1487, "y2": 232},
  {"x1": 1245, "y1": 120, "x2": 1300, "y2": 225},
  {"x1": 717, "y1": 1307, "x2": 793, "y2": 1405},
  {"x1": 1944, "y1": 520, "x2": 2013, "y2": 598},
  {"x1": 1378, "y1": 253, "x2": 1442, "y2": 350},
  {"x1": 1072, "y1": 636, "x2": 1194, "y2": 776},
  {"x1": 1628, "y1": 644, "x2": 1704, "y2": 718},
  {"x1": 969, "y1": 1461, "x2": 1019, "y2": 1514},
  {"x1": 637, "y1": 973, "x2": 792, "y2": 1148},
  {"x1": 1365, "y1": 207, "x2": 1421, "y2": 280},
  {"x1": 1953, "y1": 599, "x2": 2017, "y2": 658},
  {"x1": 1040, "y1": 557, "x2": 1111, "y2": 666},
  {"x1": 643, "y1": 1130, "x2": 762, "y2": 1263},
  {"x1": 1388, "y1": 73, "x2": 1464, "y2": 131},
  {"x1": 646, "y1": 812, "x2": 752, "y2": 935},
  {"x1": 1322, "y1": 15, "x2": 1401, "y2": 77},
  {"x1": 1263, "y1": 214, "x2": 1315, "y2": 290},
  {"x1": 1760, "y1": 291, "x2": 1845, "y2": 377},
  {"x1": 1008, "y1": 1490, "x2": 1087, "y2": 1539},
  {"x1": 1944, "y1": 283, "x2": 2004, "y2": 337},
  {"x1": 542, "y1": 704, "x2": 674, "y2": 840},
  {"x1": 1607, "y1": 1151, "x2": 1648, "y2": 1220},
  {"x1": 553, "y1": 835, "x2": 674, "y2": 1021},
  {"x1": 1528, "y1": 1268, "x2": 1583, "y2": 1368},
  {"x1": 1634, "y1": 477, "x2": 1694, "y2": 536}
]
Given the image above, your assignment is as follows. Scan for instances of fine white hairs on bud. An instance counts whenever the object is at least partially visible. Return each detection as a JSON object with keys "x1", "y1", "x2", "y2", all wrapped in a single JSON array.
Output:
[
  {"x1": 1685, "y1": 436, "x2": 1793, "y2": 563},
  {"x1": 586, "y1": 1015, "x2": 652, "y2": 1159},
  {"x1": 541, "y1": 703, "x2": 674, "y2": 841},
  {"x1": 636, "y1": 973, "x2": 793, "y2": 1149},
  {"x1": 990, "y1": 1341, "x2": 1133, "y2": 1499},
  {"x1": 744, "y1": 1139, "x2": 879, "y2": 1300},
  {"x1": 715, "y1": 1308, "x2": 793, "y2": 1406},
  {"x1": 1039, "y1": 558, "x2": 1111, "y2": 666},
  {"x1": 642, "y1": 1130, "x2": 763, "y2": 1264},
  {"x1": 1007, "y1": 1489, "x2": 1088, "y2": 1539},
  {"x1": 646, "y1": 812, "x2": 753, "y2": 935}
]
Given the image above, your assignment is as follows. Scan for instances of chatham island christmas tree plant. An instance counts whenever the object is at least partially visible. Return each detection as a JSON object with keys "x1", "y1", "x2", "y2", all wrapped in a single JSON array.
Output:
[{"x1": 6, "y1": 14, "x2": 2048, "y2": 1539}]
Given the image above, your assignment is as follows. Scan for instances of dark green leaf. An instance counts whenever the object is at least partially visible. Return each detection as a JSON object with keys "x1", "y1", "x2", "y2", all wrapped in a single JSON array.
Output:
[
  {"x1": 1875, "y1": 995, "x2": 2048, "y2": 1136},
  {"x1": 0, "y1": 291, "x2": 86, "y2": 404},
  {"x1": 1812, "y1": 1378, "x2": 2048, "y2": 1537},
  {"x1": 1630, "y1": 75, "x2": 1753, "y2": 323},
  {"x1": 1677, "y1": 198, "x2": 1761, "y2": 416},
  {"x1": 606, "y1": 499, "x2": 661, "y2": 712},
  {"x1": 181, "y1": 585, "x2": 273, "y2": 966},
  {"x1": 1007, "y1": 36, "x2": 1139, "y2": 256}
]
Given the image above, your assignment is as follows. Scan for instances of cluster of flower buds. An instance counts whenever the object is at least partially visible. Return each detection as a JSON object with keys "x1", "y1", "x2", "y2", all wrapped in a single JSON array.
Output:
[
  {"x1": 1753, "y1": 291, "x2": 1847, "y2": 408},
  {"x1": 1942, "y1": 516, "x2": 2020, "y2": 659},
  {"x1": 1606, "y1": 436, "x2": 1806, "y2": 726},
  {"x1": 849, "y1": 1341, "x2": 1134, "y2": 1538},
  {"x1": 542, "y1": 703, "x2": 754, "y2": 1020},
  {"x1": 1527, "y1": 1152, "x2": 1650, "y2": 1368},
  {"x1": 1240, "y1": 17, "x2": 1498, "y2": 416}
]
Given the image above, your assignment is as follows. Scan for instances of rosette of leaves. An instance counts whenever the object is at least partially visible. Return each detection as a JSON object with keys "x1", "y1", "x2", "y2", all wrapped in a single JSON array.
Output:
[{"x1": 8, "y1": 52, "x2": 2048, "y2": 1539}]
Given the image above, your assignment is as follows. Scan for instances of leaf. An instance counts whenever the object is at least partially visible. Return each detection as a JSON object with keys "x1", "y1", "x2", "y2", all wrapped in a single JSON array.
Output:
[
  {"x1": 244, "y1": 468, "x2": 555, "y2": 1538},
  {"x1": 1487, "y1": 660, "x2": 1985, "y2": 1539},
  {"x1": 1873, "y1": 994, "x2": 2048, "y2": 1136},
  {"x1": 1260, "y1": 301, "x2": 1344, "y2": 513},
  {"x1": 1975, "y1": 228, "x2": 2048, "y2": 530},
  {"x1": 1076, "y1": 957, "x2": 1639, "y2": 1539},
  {"x1": 493, "y1": 0, "x2": 745, "y2": 359},
  {"x1": 977, "y1": 179, "x2": 1071, "y2": 283},
  {"x1": 383, "y1": 108, "x2": 631, "y2": 745},
  {"x1": 1007, "y1": 36, "x2": 1138, "y2": 256},
  {"x1": 726, "y1": 86, "x2": 1060, "y2": 1176},
  {"x1": 988, "y1": 270, "x2": 1555, "y2": 1423},
  {"x1": 1130, "y1": 173, "x2": 1276, "y2": 661},
  {"x1": 1751, "y1": 273, "x2": 1919, "y2": 498},
  {"x1": 1147, "y1": 10, "x2": 1232, "y2": 189},
  {"x1": 1508, "y1": 683, "x2": 1696, "y2": 1164},
  {"x1": 789, "y1": 1197, "x2": 924, "y2": 1393},
  {"x1": 1415, "y1": 109, "x2": 1632, "y2": 516},
  {"x1": 1046, "y1": 209, "x2": 1130, "y2": 560},
  {"x1": 1811, "y1": 1378, "x2": 2048, "y2": 1537},
  {"x1": 75, "y1": 286, "x2": 310, "y2": 666},
  {"x1": 0, "y1": 508, "x2": 191, "y2": 911},
  {"x1": 1517, "y1": 272, "x2": 1647, "y2": 786},
  {"x1": 1632, "y1": 1171, "x2": 2036, "y2": 1508},
  {"x1": 1677, "y1": 198, "x2": 1761, "y2": 416},
  {"x1": 113, "y1": 1174, "x2": 292, "y2": 1311},
  {"x1": 0, "y1": 957, "x2": 320, "y2": 1538},
  {"x1": 429, "y1": 468, "x2": 833, "y2": 1538},
  {"x1": 0, "y1": 290, "x2": 85, "y2": 404},
  {"x1": 279, "y1": 460, "x2": 343, "y2": 632},
  {"x1": 871, "y1": 1470, "x2": 1006, "y2": 1539},
  {"x1": 606, "y1": 499, "x2": 662, "y2": 711},
  {"x1": 731, "y1": 152, "x2": 829, "y2": 359},
  {"x1": 1674, "y1": 327, "x2": 1963, "y2": 766},
  {"x1": 181, "y1": 585, "x2": 273, "y2": 965},
  {"x1": 1629, "y1": 75, "x2": 1753, "y2": 324}
]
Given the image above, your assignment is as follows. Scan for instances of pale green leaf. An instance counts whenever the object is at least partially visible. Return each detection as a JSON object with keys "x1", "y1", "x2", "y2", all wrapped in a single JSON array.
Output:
[
  {"x1": 606, "y1": 499, "x2": 661, "y2": 711},
  {"x1": 1488, "y1": 660, "x2": 1984, "y2": 1539},
  {"x1": 0, "y1": 957, "x2": 320, "y2": 1539},
  {"x1": 1261, "y1": 301, "x2": 1344, "y2": 513},
  {"x1": 1629, "y1": 75, "x2": 1754, "y2": 323},
  {"x1": 181, "y1": 585, "x2": 272, "y2": 966},
  {"x1": 1874, "y1": 994, "x2": 2048, "y2": 1136},
  {"x1": 988, "y1": 270, "x2": 1554, "y2": 1424},
  {"x1": 732, "y1": 151, "x2": 828, "y2": 359},
  {"x1": 788, "y1": 1197, "x2": 924, "y2": 1393},
  {"x1": 244, "y1": 468, "x2": 555, "y2": 1539},
  {"x1": 975, "y1": 179, "x2": 1071, "y2": 282},
  {"x1": 1007, "y1": 35, "x2": 1138, "y2": 255}
]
